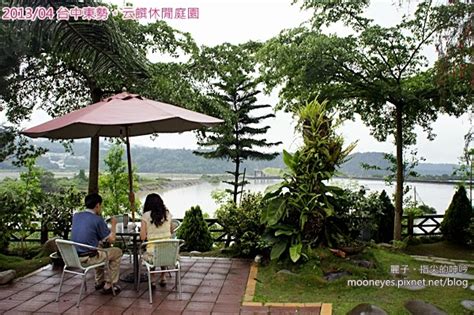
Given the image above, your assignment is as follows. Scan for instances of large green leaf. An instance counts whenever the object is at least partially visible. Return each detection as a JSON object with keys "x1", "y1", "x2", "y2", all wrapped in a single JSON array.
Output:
[
  {"x1": 266, "y1": 197, "x2": 286, "y2": 226},
  {"x1": 282, "y1": 150, "x2": 295, "y2": 170},
  {"x1": 289, "y1": 243, "x2": 302, "y2": 263},
  {"x1": 270, "y1": 240, "x2": 288, "y2": 260}
]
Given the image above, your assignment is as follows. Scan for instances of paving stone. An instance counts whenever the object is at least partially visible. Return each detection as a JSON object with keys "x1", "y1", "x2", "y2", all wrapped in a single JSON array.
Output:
[
  {"x1": 412, "y1": 257, "x2": 435, "y2": 263},
  {"x1": 404, "y1": 300, "x2": 447, "y2": 315},
  {"x1": 212, "y1": 302, "x2": 241, "y2": 313},
  {"x1": 104, "y1": 297, "x2": 136, "y2": 308},
  {"x1": 156, "y1": 300, "x2": 189, "y2": 312},
  {"x1": 400, "y1": 283, "x2": 426, "y2": 291},
  {"x1": 91, "y1": 305, "x2": 126, "y2": 314},
  {"x1": 9, "y1": 300, "x2": 49, "y2": 312},
  {"x1": 36, "y1": 300, "x2": 76, "y2": 313},
  {"x1": 0, "y1": 300, "x2": 20, "y2": 312},
  {"x1": 347, "y1": 303, "x2": 388, "y2": 315},
  {"x1": 0, "y1": 257, "x2": 251, "y2": 315},
  {"x1": 191, "y1": 293, "x2": 219, "y2": 302},
  {"x1": 461, "y1": 300, "x2": 474, "y2": 312},
  {"x1": 63, "y1": 303, "x2": 101, "y2": 315},
  {"x1": 425, "y1": 272, "x2": 474, "y2": 280},
  {"x1": 122, "y1": 307, "x2": 155, "y2": 315},
  {"x1": 277, "y1": 269, "x2": 298, "y2": 276},
  {"x1": 431, "y1": 260, "x2": 456, "y2": 265}
]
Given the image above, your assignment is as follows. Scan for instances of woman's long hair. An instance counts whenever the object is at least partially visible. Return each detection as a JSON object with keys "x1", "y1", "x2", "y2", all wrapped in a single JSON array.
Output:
[{"x1": 143, "y1": 193, "x2": 168, "y2": 227}]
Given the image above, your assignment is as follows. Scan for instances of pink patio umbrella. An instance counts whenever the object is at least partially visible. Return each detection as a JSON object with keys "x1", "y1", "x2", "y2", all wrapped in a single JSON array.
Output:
[{"x1": 22, "y1": 92, "x2": 223, "y2": 220}]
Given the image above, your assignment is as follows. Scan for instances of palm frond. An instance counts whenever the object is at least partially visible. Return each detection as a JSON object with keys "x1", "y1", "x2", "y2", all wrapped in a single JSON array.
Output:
[{"x1": 6, "y1": 0, "x2": 150, "y2": 78}]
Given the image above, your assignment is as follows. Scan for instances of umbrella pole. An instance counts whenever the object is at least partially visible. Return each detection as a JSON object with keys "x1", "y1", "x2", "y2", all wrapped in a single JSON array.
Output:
[{"x1": 125, "y1": 126, "x2": 136, "y2": 222}]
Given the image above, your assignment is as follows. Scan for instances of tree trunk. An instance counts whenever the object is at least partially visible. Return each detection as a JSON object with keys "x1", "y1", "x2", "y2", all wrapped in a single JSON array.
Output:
[
  {"x1": 87, "y1": 86, "x2": 103, "y2": 194},
  {"x1": 394, "y1": 103, "x2": 404, "y2": 240},
  {"x1": 233, "y1": 159, "x2": 240, "y2": 203}
]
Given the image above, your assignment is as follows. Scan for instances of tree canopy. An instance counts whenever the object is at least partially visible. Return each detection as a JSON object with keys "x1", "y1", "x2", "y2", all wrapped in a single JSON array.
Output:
[{"x1": 258, "y1": 0, "x2": 473, "y2": 239}]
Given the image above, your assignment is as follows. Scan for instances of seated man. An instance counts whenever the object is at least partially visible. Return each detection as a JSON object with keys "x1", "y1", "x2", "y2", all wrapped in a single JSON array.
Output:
[{"x1": 71, "y1": 193, "x2": 123, "y2": 294}]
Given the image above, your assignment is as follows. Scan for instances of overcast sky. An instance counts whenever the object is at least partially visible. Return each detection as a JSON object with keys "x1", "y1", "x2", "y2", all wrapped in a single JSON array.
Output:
[{"x1": 8, "y1": 0, "x2": 473, "y2": 164}]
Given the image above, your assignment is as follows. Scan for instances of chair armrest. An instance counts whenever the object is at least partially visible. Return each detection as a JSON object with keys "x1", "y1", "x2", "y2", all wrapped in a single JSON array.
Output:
[{"x1": 56, "y1": 240, "x2": 108, "y2": 255}]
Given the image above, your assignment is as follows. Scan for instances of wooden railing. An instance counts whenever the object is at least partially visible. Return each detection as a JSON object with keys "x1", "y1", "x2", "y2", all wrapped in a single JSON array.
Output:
[
  {"x1": 402, "y1": 214, "x2": 444, "y2": 237},
  {"x1": 8, "y1": 218, "x2": 231, "y2": 245},
  {"x1": 10, "y1": 215, "x2": 445, "y2": 244}
]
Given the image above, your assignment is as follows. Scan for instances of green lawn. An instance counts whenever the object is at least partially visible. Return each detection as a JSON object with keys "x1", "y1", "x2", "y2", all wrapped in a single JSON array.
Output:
[
  {"x1": 254, "y1": 247, "x2": 473, "y2": 314},
  {"x1": 0, "y1": 253, "x2": 50, "y2": 278}
]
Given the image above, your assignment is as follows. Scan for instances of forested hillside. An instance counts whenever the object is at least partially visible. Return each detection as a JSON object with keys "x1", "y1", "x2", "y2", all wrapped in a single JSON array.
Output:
[{"x1": 0, "y1": 141, "x2": 458, "y2": 177}]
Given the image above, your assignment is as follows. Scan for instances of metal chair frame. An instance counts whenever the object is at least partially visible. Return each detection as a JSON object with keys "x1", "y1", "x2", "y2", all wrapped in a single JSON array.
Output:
[
  {"x1": 138, "y1": 239, "x2": 184, "y2": 303},
  {"x1": 55, "y1": 239, "x2": 115, "y2": 307}
]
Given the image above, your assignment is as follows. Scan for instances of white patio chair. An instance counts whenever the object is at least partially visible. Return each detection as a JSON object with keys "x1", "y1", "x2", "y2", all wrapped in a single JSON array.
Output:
[
  {"x1": 55, "y1": 239, "x2": 115, "y2": 307},
  {"x1": 138, "y1": 239, "x2": 184, "y2": 303},
  {"x1": 171, "y1": 219, "x2": 181, "y2": 239}
]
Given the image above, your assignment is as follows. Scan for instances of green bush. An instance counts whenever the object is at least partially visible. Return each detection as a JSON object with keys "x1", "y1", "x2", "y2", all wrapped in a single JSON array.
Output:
[
  {"x1": 375, "y1": 190, "x2": 395, "y2": 243},
  {"x1": 0, "y1": 180, "x2": 30, "y2": 253},
  {"x1": 215, "y1": 192, "x2": 268, "y2": 257},
  {"x1": 38, "y1": 187, "x2": 84, "y2": 239},
  {"x1": 177, "y1": 205, "x2": 213, "y2": 252},
  {"x1": 440, "y1": 186, "x2": 473, "y2": 245},
  {"x1": 464, "y1": 217, "x2": 474, "y2": 247}
]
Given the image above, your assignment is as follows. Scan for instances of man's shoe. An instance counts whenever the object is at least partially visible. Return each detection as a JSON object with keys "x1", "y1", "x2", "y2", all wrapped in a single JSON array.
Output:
[
  {"x1": 95, "y1": 282, "x2": 105, "y2": 290},
  {"x1": 101, "y1": 284, "x2": 121, "y2": 295}
]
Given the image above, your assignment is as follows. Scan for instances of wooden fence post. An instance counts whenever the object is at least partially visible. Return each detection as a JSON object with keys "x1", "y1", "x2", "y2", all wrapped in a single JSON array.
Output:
[
  {"x1": 407, "y1": 215, "x2": 414, "y2": 238},
  {"x1": 40, "y1": 220, "x2": 48, "y2": 244}
]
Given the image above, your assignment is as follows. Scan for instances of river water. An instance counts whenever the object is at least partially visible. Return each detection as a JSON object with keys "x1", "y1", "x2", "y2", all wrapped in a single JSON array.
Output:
[
  {"x1": 140, "y1": 178, "x2": 460, "y2": 218},
  {"x1": 0, "y1": 171, "x2": 460, "y2": 218}
]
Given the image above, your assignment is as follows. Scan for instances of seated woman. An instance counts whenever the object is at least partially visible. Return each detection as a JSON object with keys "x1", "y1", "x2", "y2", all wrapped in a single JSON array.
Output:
[{"x1": 140, "y1": 193, "x2": 173, "y2": 287}]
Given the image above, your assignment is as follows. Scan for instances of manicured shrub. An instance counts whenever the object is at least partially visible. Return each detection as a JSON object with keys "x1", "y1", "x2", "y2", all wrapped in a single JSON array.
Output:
[
  {"x1": 466, "y1": 217, "x2": 474, "y2": 247},
  {"x1": 216, "y1": 192, "x2": 268, "y2": 257},
  {"x1": 440, "y1": 186, "x2": 473, "y2": 245},
  {"x1": 375, "y1": 190, "x2": 395, "y2": 243},
  {"x1": 177, "y1": 205, "x2": 213, "y2": 252}
]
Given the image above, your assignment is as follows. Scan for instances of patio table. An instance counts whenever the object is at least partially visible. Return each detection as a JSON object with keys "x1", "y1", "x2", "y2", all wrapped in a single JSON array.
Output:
[{"x1": 115, "y1": 226, "x2": 145, "y2": 290}]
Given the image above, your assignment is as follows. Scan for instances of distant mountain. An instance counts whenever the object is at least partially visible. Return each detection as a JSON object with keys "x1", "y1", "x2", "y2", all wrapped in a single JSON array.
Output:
[
  {"x1": 339, "y1": 152, "x2": 458, "y2": 178},
  {"x1": 0, "y1": 141, "x2": 459, "y2": 178}
]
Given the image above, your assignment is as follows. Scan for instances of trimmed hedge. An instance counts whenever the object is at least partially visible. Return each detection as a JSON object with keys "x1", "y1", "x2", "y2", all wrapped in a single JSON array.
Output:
[
  {"x1": 177, "y1": 205, "x2": 213, "y2": 252},
  {"x1": 441, "y1": 186, "x2": 473, "y2": 245}
]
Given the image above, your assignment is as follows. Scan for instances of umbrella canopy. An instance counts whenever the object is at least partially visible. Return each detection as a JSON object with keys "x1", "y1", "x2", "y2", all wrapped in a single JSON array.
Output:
[
  {"x1": 23, "y1": 92, "x2": 223, "y2": 139},
  {"x1": 22, "y1": 92, "x2": 223, "y2": 220}
]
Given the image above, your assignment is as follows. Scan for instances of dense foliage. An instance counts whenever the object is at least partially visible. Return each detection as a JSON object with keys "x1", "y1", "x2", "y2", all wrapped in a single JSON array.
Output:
[
  {"x1": 215, "y1": 192, "x2": 268, "y2": 257},
  {"x1": 0, "y1": 159, "x2": 83, "y2": 252},
  {"x1": 177, "y1": 205, "x2": 213, "y2": 252},
  {"x1": 38, "y1": 187, "x2": 84, "y2": 240},
  {"x1": 258, "y1": 0, "x2": 473, "y2": 240},
  {"x1": 329, "y1": 189, "x2": 389, "y2": 244},
  {"x1": 376, "y1": 190, "x2": 395, "y2": 243},
  {"x1": 99, "y1": 143, "x2": 139, "y2": 216},
  {"x1": 441, "y1": 186, "x2": 473, "y2": 245},
  {"x1": 261, "y1": 100, "x2": 356, "y2": 262}
]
